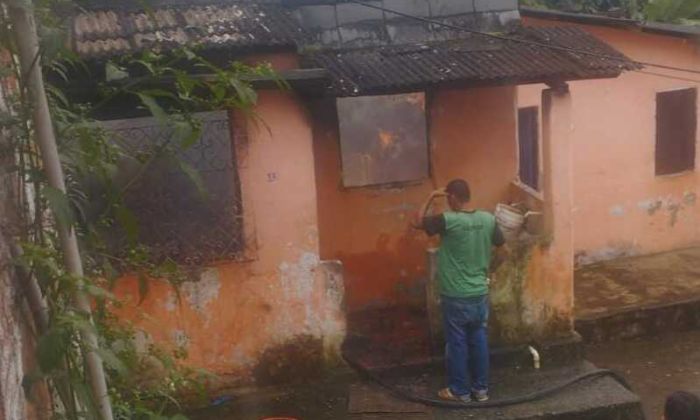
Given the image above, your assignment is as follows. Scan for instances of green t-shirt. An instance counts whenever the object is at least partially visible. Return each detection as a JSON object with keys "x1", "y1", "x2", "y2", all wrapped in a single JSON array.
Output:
[{"x1": 429, "y1": 210, "x2": 501, "y2": 298}]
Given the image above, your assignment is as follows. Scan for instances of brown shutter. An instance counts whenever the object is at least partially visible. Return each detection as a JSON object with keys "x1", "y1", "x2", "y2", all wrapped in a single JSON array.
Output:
[{"x1": 656, "y1": 88, "x2": 697, "y2": 175}]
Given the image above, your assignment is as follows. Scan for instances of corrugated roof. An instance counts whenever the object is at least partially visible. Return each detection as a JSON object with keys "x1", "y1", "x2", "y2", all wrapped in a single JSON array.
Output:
[
  {"x1": 521, "y1": 7, "x2": 700, "y2": 39},
  {"x1": 302, "y1": 26, "x2": 638, "y2": 96},
  {"x1": 73, "y1": 2, "x2": 304, "y2": 58}
]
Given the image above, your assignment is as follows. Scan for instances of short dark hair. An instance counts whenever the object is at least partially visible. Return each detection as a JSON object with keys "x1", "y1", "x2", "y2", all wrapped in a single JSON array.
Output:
[
  {"x1": 665, "y1": 391, "x2": 700, "y2": 420},
  {"x1": 446, "y1": 179, "x2": 471, "y2": 202}
]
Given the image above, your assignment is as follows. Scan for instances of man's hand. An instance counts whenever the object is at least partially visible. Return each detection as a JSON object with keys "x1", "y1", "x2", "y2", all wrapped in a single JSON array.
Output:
[{"x1": 431, "y1": 188, "x2": 447, "y2": 198}]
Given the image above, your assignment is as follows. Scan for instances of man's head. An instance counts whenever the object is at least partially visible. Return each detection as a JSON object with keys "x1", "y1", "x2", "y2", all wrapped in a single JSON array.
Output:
[
  {"x1": 665, "y1": 391, "x2": 700, "y2": 420},
  {"x1": 445, "y1": 179, "x2": 471, "y2": 210}
]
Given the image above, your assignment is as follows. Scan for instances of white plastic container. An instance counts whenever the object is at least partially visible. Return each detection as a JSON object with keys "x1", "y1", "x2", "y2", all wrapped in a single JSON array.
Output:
[{"x1": 495, "y1": 203, "x2": 525, "y2": 241}]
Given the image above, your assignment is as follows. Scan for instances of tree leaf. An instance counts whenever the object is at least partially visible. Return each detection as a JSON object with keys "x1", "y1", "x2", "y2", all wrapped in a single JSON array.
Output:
[
  {"x1": 115, "y1": 204, "x2": 139, "y2": 244},
  {"x1": 105, "y1": 62, "x2": 129, "y2": 82},
  {"x1": 43, "y1": 186, "x2": 75, "y2": 230},
  {"x1": 36, "y1": 329, "x2": 68, "y2": 373},
  {"x1": 137, "y1": 93, "x2": 168, "y2": 123},
  {"x1": 94, "y1": 347, "x2": 128, "y2": 376},
  {"x1": 175, "y1": 159, "x2": 208, "y2": 200},
  {"x1": 85, "y1": 284, "x2": 116, "y2": 301},
  {"x1": 173, "y1": 119, "x2": 201, "y2": 149}
]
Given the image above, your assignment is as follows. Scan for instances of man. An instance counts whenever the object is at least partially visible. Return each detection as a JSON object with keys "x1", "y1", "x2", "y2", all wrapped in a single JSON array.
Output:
[{"x1": 414, "y1": 179, "x2": 506, "y2": 403}]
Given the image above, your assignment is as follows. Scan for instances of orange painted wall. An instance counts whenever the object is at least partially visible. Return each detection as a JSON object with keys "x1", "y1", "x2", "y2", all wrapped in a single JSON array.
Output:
[
  {"x1": 519, "y1": 18, "x2": 700, "y2": 265},
  {"x1": 312, "y1": 86, "x2": 518, "y2": 311},
  {"x1": 111, "y1": 89, "x2": 345, "y2": 382}
]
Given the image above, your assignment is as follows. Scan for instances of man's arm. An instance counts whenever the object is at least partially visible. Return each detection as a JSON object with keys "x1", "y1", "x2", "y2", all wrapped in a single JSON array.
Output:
[
  {"x1": 412, "y1": 189, "x2": 446, "y2": 230},
  {"x1": 412, "y1": 189, "x2": 447, "y2": 236},
  {"x1": 490, "y1": 224, "x2": 509, "y2": 272}
]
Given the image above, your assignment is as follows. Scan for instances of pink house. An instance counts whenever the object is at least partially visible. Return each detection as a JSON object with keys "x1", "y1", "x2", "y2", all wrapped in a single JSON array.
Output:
[{"x1": 59, "y1": 0, "x2": 642, "y2": 389}]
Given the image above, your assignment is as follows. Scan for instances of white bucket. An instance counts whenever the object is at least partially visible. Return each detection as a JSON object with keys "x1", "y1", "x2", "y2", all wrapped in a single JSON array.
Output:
[{"x1": 495, "y1": 203, "x2": 525, "y2": 231}]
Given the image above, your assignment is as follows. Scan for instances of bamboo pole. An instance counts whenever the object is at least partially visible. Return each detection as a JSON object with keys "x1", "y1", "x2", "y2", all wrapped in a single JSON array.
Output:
[{"x1": 7, "y1": 2, "x2": 114, "y2": 419}]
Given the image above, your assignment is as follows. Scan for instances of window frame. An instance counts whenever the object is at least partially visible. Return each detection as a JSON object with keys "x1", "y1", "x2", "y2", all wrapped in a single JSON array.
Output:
[
  {"x1": 336, "y1": 92, "x2": 431, "y2": 189},
  {"x1": 517, "y1": 105, "x2": 541, "y2": 192},
  {"x1": 655, "y1": 87, "x2": 697, "y2": 177},
  {"x1": 99, "y1": 110, "x2": 258, "y2": 266}
]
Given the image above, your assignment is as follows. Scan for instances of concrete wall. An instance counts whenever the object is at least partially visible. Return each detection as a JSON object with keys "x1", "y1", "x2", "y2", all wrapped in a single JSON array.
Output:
[
  {"x1": 312, "y1": 86, "x2": 518, "y2": 311},
  {"x1": 111, "y1": 89, "x2": 346, "y2": 385},
  {"x1": 519, "y1": 18, "x2": 700, "y2": 266}
]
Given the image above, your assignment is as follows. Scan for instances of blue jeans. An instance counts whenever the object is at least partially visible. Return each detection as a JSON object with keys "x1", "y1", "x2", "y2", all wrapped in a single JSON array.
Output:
[{"x1": 441, "y1": 294, "x2": 490, "y2": 396}]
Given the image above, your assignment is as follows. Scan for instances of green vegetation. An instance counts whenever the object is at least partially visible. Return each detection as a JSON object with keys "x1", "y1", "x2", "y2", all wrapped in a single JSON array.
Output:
[
  {"x1": 0, "y1": 1, "x2": 279, "y2": 418},
  {"x1": 520, "y1": 0, "x2": 700, "y2": 23}
]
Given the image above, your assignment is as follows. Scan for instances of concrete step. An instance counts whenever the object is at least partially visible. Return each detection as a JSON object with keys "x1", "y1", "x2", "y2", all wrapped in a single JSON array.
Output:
[
  {"x1": 349, "y1": 362, "x2": 643, "y2": 420},
  {"x1": 576, "y1": 297, "x2": 700, "y2": 343}
]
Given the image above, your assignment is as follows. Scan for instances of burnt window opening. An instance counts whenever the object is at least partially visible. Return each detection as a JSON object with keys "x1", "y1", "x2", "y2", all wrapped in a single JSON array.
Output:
[
  {"x1": 101, "y1": 111, "x2": 244, "y2": 266},
  {"x1": 336, "y1": 92, "x2": 429, "y2": 188},
  {"x1": 656, "y1": 88, "x2": 697, "y2": 176},
  {"x1": 518, "y1": 106, "x2": 539, "y2": 191}
]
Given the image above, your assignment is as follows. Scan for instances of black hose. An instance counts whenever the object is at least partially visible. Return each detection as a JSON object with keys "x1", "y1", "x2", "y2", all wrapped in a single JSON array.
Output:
[{"x1": 343, "y1": 352, "x2": 633, "y2": 409}]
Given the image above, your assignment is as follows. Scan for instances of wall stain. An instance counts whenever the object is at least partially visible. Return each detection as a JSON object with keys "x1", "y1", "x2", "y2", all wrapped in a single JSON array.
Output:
[
  {"x1": 337, "y1": 231, "x2": 430, "y2": 310},
  {"x1": 253, "y1": 335, "x2": 325, "y2": 386},
  {"x1": 683, "y1": 191, "x2": 697, "y2": 206},
  {"x1": 667, "y1": 202, "x2": 681, "y2": 227},
  {"x1": 638, "y1": 199, "x2": 663, "y2": 216}
]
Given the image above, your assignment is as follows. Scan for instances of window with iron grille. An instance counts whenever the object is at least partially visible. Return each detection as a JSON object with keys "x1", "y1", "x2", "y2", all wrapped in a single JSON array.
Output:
[
  {"x1": 656, "y1": 88, "x2": 697, "y2": 176},
  {"x1": 518, "y1": 106, "x2": 539, "y2": 190},
  {"x1": 101, "y1": 111, "x2": 244, "y2": 266}
]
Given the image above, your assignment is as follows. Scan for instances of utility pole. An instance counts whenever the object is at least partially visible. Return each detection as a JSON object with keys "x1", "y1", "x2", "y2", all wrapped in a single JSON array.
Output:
[{"x1": 7, "y1": 2, "x2": 114, "y2": 419}]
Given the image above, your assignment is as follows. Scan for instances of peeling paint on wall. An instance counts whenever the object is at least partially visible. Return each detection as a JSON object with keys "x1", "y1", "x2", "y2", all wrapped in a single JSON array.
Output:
[
  {"x1": 667, "y1": 202, "x2": 681, "y2": 226},
  {"x1": 636, "y1": 193, "x2": 698, "y2": 227},
  {"x1": 609, "y1": 205, "x2": 625, "y2": 217},
  {"x1": 637, "y1": 198, "x2": 663, "y2": 215},
  {"x1": 172, "y1": 329, "x2": 190, "y2": 349},
  {"x1": 575, "y1": 243, "x2": 638, "y2": 266},
  {"x1": 683, "y1": 191, "x2": 697, "y2": 206},
  {"x1": 279, "y1": 252, "x2": 320, "y2": 300},
  {"x1": 279, "y1": 251, "x2": 320, "y2": 300},
  {"x1": 181, "y1": 268, "x2": 221, "y2": 317}
]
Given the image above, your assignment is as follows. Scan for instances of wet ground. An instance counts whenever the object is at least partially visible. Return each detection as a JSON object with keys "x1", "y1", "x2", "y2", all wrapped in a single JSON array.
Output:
[
  {"x1": 188, "y1": 329, "x2": 700, "y2": 420},
  {"x1": 575, "y1": 247, "x2": 700, "y2": 319},
  {"x1": 188, "y1": 376, "x2": 351, "y2": 420},
  {"x1": 189, "y1": 358, "x2": 640, "y2": 419},
  {"x1": 585, "y1": 328, "x2": 700, "y2": 420}
]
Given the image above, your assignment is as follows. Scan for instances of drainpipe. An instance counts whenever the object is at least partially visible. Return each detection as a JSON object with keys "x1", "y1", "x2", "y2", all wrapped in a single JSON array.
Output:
[{"x1": 8, "y1": 3, "x2": 114, "y2": 419}]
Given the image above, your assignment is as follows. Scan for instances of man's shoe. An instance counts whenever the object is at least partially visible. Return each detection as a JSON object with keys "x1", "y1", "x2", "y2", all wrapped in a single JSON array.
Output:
[
  {"x1": 472, "y1": 389, "x2": 489, "y2": 402},
  {"x1": 438, "y1": 388, "x2": 471, "y2": 403}
]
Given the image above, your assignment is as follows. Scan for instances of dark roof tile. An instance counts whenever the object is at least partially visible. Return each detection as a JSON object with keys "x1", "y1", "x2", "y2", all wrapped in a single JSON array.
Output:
[{"x1": 302, "y1": 26, "x2": 638, "y2": 96}]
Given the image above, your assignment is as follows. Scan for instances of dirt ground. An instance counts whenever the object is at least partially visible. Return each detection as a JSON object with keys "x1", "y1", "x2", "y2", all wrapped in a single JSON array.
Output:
[
  {"x1": 585, "y1": 329, "x2": 700, "y2": 420},
  {"x1": 575, "y1": 247, "x2": 700, "y2": 319}
]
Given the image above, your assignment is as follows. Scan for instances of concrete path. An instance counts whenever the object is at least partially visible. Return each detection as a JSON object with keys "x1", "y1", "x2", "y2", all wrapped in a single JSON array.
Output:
[
  {"x1": 586, "y1": 328, "x2": 700, "y2": 420},
  {"x1": 576, "y1": 246, "x2": 700, "y2": 319}
]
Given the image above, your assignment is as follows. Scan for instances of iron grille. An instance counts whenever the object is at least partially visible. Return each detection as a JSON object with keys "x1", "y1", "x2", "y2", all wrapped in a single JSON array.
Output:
[{"x1": 102, "y1": 111, "x2": 244, "y2": 266}]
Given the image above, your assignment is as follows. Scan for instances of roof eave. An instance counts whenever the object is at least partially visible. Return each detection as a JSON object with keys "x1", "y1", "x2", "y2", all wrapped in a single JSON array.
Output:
[
  {"x1": 520, "y1": 7, "x2": 700, "y2": 40},
  {"x1": 323, "y1": 70, "x2": 625, "y2": 97}
]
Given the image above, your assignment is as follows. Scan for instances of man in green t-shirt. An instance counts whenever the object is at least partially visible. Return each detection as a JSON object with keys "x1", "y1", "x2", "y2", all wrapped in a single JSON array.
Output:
[{"x1": 414, "y1": 179, "x2": 505, "y2": 403}]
